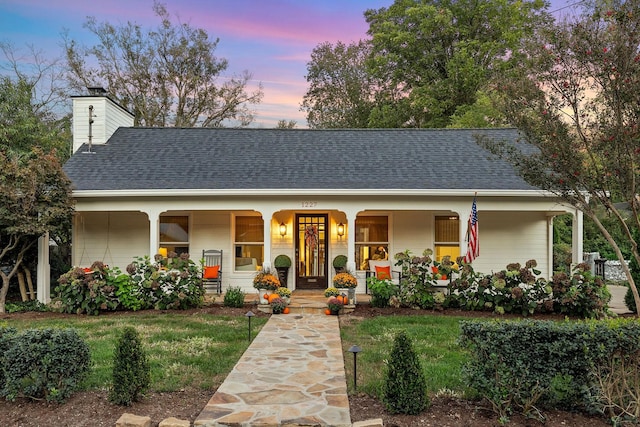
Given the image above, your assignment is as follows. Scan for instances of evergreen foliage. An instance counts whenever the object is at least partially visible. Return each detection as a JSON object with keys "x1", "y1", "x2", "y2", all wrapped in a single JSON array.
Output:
[
  {"x1": 383, "y1": 330, "x2": 428, "y2": 414},
  {"x1": 108, "y1": 327, "x2": 151, "y2": 406},
  {"x1": 223, "y1": 286, "x2": 245, "y2": 308}
]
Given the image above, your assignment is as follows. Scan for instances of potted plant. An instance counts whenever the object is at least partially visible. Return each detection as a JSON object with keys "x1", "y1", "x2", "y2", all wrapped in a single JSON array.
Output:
[
  {"x1": 332, "y1": 255, "x2": 348, "y2": 274},
  {"x1": 276, "y1": 286, "x2": 291, "y2": 303},
  {"x1": 253, "y1": 269, "x2": 280, "y2": 302},
  {"x1": 324, "y1": 287, "x2": 340, "y2": 298},
  {"x1": 274, "y1": 254, "x2": 292, "y2": 288},
  {"x1": 326, "y1": 296, "x2": 344, "y2": 315},
  {"x1": 270, "y1": 296, "x2": 288, "y2": 314},
  {"x1": 333, "y1": 271, "x2": 358, "y2": 304}
]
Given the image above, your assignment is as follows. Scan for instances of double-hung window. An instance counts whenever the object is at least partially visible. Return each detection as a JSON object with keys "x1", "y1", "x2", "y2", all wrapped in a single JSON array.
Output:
[
  {"x1": 159, "y1": 215, "x2": 190, "y2": 255},
  {"x1": 355, "y1": 216, "x2": 389, "y2": 270},
  {"x1": 234, "y1": 216, "x2": 264, "y2": 271},
  {"x1": 434, "y1": 216, "x2": 460, "y2": 261}
]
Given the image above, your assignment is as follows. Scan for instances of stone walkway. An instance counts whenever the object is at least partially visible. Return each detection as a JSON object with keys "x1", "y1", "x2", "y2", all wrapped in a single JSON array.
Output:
[{"x1": 194, "y1": 312, "x2": 351, "y2": 427}]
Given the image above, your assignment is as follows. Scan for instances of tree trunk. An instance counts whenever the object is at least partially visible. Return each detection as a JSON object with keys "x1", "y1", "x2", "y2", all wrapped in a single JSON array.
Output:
[
  {"x1": 0, "y1": 275, "x2": 9, "y2": 313},
  {"x1": 17, "y1": 271, "x2": 28, "y2": 302},
  {"x1": 25, "y1": 268, "x2": 35, "y2": 300}
]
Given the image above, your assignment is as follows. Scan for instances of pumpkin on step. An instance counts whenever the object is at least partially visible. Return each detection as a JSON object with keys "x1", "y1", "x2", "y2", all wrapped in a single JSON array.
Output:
[
  {"x1": 336, "y1": 294, "x2": 348, "y2": 305},
  {"x1": 325, "y1": 309, "x2": 331, "y2": 315},
  {"x1": 283, "y1": 307, "x2": 290, "y2": 314},
  {"x1": 267, "y1": 293, "x2": 280, "y2": 303}
]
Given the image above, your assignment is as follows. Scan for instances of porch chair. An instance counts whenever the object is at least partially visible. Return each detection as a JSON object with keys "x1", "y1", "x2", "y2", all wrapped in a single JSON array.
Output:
[
  {"x1": 365, "y1": 260, "x2": 401, "y2": 294},
  {"x1": 202, "y1": 249, "x2": 223, "y2": 294}
]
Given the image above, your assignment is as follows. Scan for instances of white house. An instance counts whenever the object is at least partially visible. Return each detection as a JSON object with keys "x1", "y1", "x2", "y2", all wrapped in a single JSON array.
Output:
[{"x1": 37, "y1": 92, "x2": 583, "y2": 300}]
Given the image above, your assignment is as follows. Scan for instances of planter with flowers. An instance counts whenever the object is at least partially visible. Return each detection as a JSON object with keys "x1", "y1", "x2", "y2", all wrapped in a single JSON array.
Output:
[
  {"x1": 276, "y1": 286, "x2": 291, "y2": 304},
  {"x1": 253, "y1": 270, "x2": 280, "y2": 303},
  {"x1": 324, "y1": 287, "x2": 341, "y2": 298},
  {"x1": 333, "y1": 272, "x2": 358, "y2": 305},
  {"x1": 270, "y1": 296, "x2": 289, "y2": 314},
  {"x1": 326, "y1": 296, "x2": 345, "y2": 315}
]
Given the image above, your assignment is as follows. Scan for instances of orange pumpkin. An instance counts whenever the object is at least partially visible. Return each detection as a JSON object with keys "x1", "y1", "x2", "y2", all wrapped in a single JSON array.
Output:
[
  {"x1": 336, "y1": 295, "x2": 348, "y2": 305},
  {"x1": 268, "y1": 293, "x2": 280, "y2": 303},
  {"x1": 325, "y1": 309, "x2": 331, "y2": 315},
  {"x1": 283, "y1": 307, "x2": 290, "y2": 314}
]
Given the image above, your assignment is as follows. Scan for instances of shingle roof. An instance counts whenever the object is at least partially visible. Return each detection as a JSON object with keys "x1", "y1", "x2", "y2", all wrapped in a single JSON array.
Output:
[{"x1": 63, "y1": 127, "x2": 538, "y2": 192}]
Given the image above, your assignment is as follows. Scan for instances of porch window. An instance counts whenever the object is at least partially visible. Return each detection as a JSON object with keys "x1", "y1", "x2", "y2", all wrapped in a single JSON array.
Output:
[
  {"x1": 234, "y1": 216, "x2": 264, "y2": 271},
  {"x1": 159, "y1": 215, "x2": 190, "y2": 255},
  {"x1": 355, "y1": 216, "x2": 389, "y2": 270},
  {"x1": 434, "y1": 216, "x2": 460, "y2": 262}
]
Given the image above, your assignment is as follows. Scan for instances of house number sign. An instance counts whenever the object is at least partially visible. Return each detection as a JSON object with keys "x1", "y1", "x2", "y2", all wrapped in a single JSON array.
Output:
[{"x1": 301, "y1": 201, "x2": 318, "y2": 207}]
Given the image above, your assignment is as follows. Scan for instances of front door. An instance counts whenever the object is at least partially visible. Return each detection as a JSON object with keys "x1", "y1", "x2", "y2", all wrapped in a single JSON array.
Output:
[{"x1": 295, "y1": 214, "x2": 328, "y2": 289}]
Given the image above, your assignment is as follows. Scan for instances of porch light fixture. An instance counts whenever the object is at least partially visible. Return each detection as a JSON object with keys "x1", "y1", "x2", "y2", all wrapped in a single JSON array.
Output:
[
  {"x1": 279, "y1": 222, "x2": 287, "y2": 237},
  {"x1": 337, "y1": 223, "x2": 345, "y2": 237}
]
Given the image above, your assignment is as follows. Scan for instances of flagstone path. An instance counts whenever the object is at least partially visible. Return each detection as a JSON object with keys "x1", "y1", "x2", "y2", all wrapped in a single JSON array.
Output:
[{"x1": 194, "y1": 312, "x2": 351, "y2": 427}]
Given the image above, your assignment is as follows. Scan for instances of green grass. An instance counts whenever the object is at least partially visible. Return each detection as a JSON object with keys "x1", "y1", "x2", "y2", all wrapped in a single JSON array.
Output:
[
  {"x1": 3, "y1": 313, "x2": 267, "y2": 392},
  {"x1": 340, "y1": 315, "x2": 469, "y2": 397}
]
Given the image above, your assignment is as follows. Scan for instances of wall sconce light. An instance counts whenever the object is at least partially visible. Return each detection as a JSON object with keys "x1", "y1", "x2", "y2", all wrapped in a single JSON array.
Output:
[
  {"x1": 279, "y1": 222, "x2": 287, "y2": 237},
  {"x1": 158, "y1": 247, "x2": 168, "y2": 258},
  {"x1": 337, "y1": 222, "x2": 345, "y2": 237}
]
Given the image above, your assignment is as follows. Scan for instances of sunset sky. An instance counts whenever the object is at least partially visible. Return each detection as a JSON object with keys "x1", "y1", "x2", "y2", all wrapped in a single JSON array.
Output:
[{"x1": 1, "y1": 0, "x2": 572, "y2": 128}]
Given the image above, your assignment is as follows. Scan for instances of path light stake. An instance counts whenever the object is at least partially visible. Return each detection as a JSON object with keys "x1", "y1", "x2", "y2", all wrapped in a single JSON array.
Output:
[
  {"x1": 348, "y1": 344, "x2": 362, "y2": 391},
  {"x1": 245, "y1": 311, "x2": 255, "y2": 342}
]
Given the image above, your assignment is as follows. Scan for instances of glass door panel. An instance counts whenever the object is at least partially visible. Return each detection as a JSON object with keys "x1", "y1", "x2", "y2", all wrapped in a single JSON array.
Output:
[{"x1": 295, "y1": 214, "x2": 327, "y2": 289}]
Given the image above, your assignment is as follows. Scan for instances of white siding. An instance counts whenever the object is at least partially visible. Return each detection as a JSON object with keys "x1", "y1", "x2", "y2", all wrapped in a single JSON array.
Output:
[
  {"x1": 72, "y1": 96, "x2": 134, "y2": 153},
  {"x1": 470, "y1": 211, "x2": 550, "y2": 277},
  {"x1": 72, "y1": 211, "x2": 148, "y2": 269},
  {"x1": 392, "y1": 211, "x2": 431, "y2": 258}
]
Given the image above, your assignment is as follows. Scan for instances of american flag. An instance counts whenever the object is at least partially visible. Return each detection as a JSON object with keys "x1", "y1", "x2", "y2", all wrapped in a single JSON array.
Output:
[{"x1": 464, "y1": 197, "x2": 479, "y2": 263}]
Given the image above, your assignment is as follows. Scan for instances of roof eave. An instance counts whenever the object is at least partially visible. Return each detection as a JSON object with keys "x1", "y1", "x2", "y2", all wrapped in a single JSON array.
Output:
[{"x1": 71, "y1": 188, "x2": 552, "y2": 198}]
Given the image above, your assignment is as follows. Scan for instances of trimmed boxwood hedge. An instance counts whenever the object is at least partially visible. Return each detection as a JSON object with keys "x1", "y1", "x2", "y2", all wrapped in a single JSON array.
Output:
[{"x1": 459, "y1": 318, "x2": 640, "y2": 421}]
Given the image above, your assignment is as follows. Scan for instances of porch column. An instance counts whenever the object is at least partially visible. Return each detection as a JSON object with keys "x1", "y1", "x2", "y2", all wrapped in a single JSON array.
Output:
[
  {"x1": 258, "y1": 208, "x2": 276, "y2": 270},
  {"x1": 548, "y1": 216, "x2": 555, "y2": 280},
  {"x1": 344, "y1": 209, "x2": 359, "y2": 272},
  {"x1": 572, "y1": 208, "x2": 584, "y2": 267},
  {"x1": 36, "y1": 232, "x2": 50, "y2": 304},
  {"x1": 143, "y1": 208, "x2": 163, "y2": 257}
]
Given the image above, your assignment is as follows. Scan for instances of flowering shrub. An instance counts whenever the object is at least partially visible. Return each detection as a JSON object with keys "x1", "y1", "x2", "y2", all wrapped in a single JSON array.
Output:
[
  {"x1": 393, "y1": 249, "x2": 438, "y2": 308},
  {"x1": 253, "y1": 270, "x2": 280, "y2": 290},
  {"x1": 126, "y1": 254, "x2": 204, "y2": 310},
  {"x1": 333, "y1": 272, "x2": 358, "y2": 288},
  {"x1": 56, "y1": 261, "x2": 127, "y2": 315},
  {"x1": 551, "y1": 262, "x2": 611, "y2": 319},
  {"x1": 449, "y1": 260, "x2": 552, "y2": 316}
]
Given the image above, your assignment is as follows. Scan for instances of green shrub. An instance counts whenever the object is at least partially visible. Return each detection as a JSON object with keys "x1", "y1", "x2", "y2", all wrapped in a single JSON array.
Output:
[
  {"x1": 459, "y1": 318, "x2": 640, "y2": 422},
  {"x1": 450, "y1": 260, "x2": 552, "y2": 316},
  {"x1": 126, "y1": 254, "x2": 205, "y2": 310},
  {"x1": 223, "y1": 286, "x2": 245, "y2": 308},
  {"x1": 1, "y1": 328, "x2": 90, "y2": 402},
  {"x1": 367, "y1": 277, "x2": 397, "y2": 308},
  {"x1": 55, "y1": 261, "x2": 123, "y2": 315},
  {"x1": 5, "y1": 300, "x2": 48, "y2": 313},
  {"x1": 551, "y1": 262, "x2": 611, "y2": 318},
  {"x1": 624, "y1": 284, "x2": 638, "y2": 313},
  {"x1": 383, "y1": 330, "x2": 428, "y2": 414},
  {"x1": 108, "y1": 327, "x2": 151, "y2": 406},
  {"x1": 0, "y1": 326, "x2": 18, "y2": 388}
]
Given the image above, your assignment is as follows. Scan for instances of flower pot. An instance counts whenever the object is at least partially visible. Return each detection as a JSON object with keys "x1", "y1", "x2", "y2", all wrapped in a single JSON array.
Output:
[
  {"x1": 275, "y1": 267, "x2": 289, "y2": 288},
  {"x1": 258, "y1": 289, "x2": 270, "y2": 304}
]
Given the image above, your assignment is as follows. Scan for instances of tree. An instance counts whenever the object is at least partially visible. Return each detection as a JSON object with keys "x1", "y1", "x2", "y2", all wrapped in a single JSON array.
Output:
[
  {"x1": 364, "y1": 0, "x2": 550, "y2": 128},
  {"x1": 64, "y1": 1, "x2": 263, "y2": 127},
  {"x1": 301, "y1": 40, "x2": 378, "y2": 128},
  {"x1": 276, "y1": 119, "x2": 297, "y2": 129},
  {"x1": 0, "y1": 43, "x2": 72, "y2": 160},
  {"x1": 483, "y1": 0, "x2": 640, "y2": 314},
  {"x1": 0, "y1": 149, "x2": 74, "y2": 313}
]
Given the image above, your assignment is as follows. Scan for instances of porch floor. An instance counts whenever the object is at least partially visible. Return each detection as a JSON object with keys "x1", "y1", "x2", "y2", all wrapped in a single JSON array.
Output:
[{"x1": 194, "y1": 310, "x2": 351, "y2": 426}]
